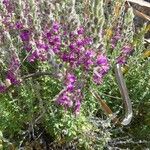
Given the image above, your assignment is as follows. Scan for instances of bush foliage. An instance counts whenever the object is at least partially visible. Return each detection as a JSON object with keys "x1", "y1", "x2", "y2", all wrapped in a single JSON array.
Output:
[{"x1": 0, "y1": 0, "x2": 150, "y2": 149}]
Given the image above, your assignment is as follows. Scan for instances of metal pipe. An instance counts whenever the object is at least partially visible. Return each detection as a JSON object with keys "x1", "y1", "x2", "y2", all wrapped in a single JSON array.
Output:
[{"x1": 115, "y1": 63, "x2": 133, "y2": 125}]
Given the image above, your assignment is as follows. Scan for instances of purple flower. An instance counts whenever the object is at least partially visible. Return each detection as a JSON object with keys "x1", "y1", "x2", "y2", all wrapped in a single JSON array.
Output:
[
  {"x1": 122, "y1": 45, "x2": 133, "y2": 55},
  {"x1": 24, "y1": 44, "x2": 32, "y2": 52},
  {"x1": 76, "y1": 39, "x2": 84, "y2": 46},
  {"x1": 93, "y1": 73, "x2": 103, "y2": 85},
  {"x1": 58, "y1": 94, "x2": 69, "y2": 105},
  {"x1": 3, "y1": 0, "x2": 14, "y2": 13},
  {"x1": 0, "y1": 84, "x2": 6, "y2": 93},
  {"x1": 65, "y1": 73, "x2": 76, "y2": 92},
  {"x1": 69, "y1": 43, "x2": 76, "y2": 50},
  {"x1": 82, "y1": 50, "x2": 95, "y2": 69},
  {"x1": 69, "y1": 53, "x2": 76, "y2": 62},
  {"x1": 69, "y1": 31, "x2": 77, "y2": 40},
  {"x1": 46, "y1": 32, "x2": 52, "y2": 39},
  {"x1": 27, "y1": 50, "x2": 38, "y2": 62},
  {"x1": 6, "y1": 54, "x2": 20, "y2": 84},
  {"x1": 52, "y1": 22, "x2": 60, "y2": 30},
  {"x1": 114, "y1": 35, "x2": 121, "y2": 40},
  {"x1": 15, "y1": 21, "x2": 23, "y2": 30},
  {"x1": 52, "y1": 45, "x2": 60, "y2": 53},
  {"x1": 36, "y1": 41, "x2": 49, "y2": 51},
  {"x1": 101, "y1": 64, "x2": 110, "y2": 75},
  {"x1": 83, "y1": 37, "x2": 93, "y2": 45},
  {"x1": 66, "y1": 73, "x2": 76, "y2": 83},
  {"x1": 53, "y1": 36, "x2": 61, "y2": 43},
  {"x1": 111, "y1": 43, "x2": 115, "y2": 49},
  {"x1": 74, "y1": 100, "x2": 81, "y2": 115},
  {"x1": 61, "y1": 53, "x2": 69, "y2": 61},
  {"x1": 56, "y1": 91, "x2": 73, "y2": 107},
  {"x1": 85, "y1": 49, "x2": 95, "y2": 57},
  {"x1": 6, "y1": 72, "x2": 20, "y2": 85},
  {"x1": 7, "y1": 54, "x2": 20, "y2": 72},
  {"x1": 77, "y1": 27, "x2": 84, "y2": 35},
  {"x1": 116, "y1": 55, "x2": 127, "y2": 65},
  {"x1": 20, "y1": 30, "x2": 31, "y2": 41},
  {"x1": 84, "y1": 59, "x2": 93, "y2": 70},
  {"x1": 45, "y1": 28, "x2": 61, "y2": 54},
  {"x1": 110, "y1": 26, "x2": 122, "y2": 49},
  {"x1": 3, "y1": 0, "x2": 9, "y2": 5},
  {"x1": 93, "y1": 53, "x2": 109, "y2": 84},
  {"x1": 6, "y1": 55, "x2": 20, "y2": 84},
  {"x1": 51, "y1": 22, "x2": 60, "y2": 33},
  {"x1": 27, "y1": 47, "x2": 49, "y2": 62},
  {"x1": 66, "y1": 84, "x2": 74, "y2": 92},
  {"x1": 96, "y1": 54, "x2": 108, "y2": 65}
]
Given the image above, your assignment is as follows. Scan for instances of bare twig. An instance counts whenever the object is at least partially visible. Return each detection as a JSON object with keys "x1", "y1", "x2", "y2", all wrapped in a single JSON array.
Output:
[
  {"x1": 144, "y1": 38, "x2": 150, "y2": 43},
  {"x1": 127, "y1": 0, "x2": 150, "y2": 8},
  {"x1": 133, "y1": 8, "x2": 150, "y2": 21},
  {"x1": 22, "y1": 72, "x2": 55, "y2": 79},
  {"x1": 91, "y1": 90, "x2": 120, "y2": 124},
  {"x1": 100, "y1": 92, "x2": 122, "y2": 100}
]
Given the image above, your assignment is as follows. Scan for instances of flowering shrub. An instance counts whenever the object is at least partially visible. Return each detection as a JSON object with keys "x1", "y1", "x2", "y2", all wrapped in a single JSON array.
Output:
[{"x1": 0, "y1": 0, "x2": 149, "y2": 149}]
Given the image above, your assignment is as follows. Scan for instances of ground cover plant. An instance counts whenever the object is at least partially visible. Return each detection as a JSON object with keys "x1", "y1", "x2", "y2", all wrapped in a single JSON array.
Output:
[{"x1": 0, "y1": 0, "x2": 150, "y2": 149}]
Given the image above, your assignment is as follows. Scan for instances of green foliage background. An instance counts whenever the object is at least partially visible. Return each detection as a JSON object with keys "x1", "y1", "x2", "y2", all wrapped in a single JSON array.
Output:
[{"x1": 0, "y1": 0, "x2": 150, "y2": 149}]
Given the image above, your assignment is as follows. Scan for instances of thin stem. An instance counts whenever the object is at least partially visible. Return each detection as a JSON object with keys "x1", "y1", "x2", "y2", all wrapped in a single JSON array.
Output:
[
  {"x1": 22, "y1": 72, "x2": 55, "y2": 79},
  {"x1": 100, "y1": 92, "x2": 122, "y2": 100}
]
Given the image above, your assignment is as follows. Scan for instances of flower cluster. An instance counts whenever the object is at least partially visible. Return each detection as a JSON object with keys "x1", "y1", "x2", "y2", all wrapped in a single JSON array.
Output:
[
  {"x1": 45, "y1": 25, "x2": 109, "y2": 113},
  {"x1": 44, "y1": 24, "x2": 95, "y2": 71},
  {"x1": 45, "y1": 22, "x2": 61, "y2": 54},
  {"x1": 110, "y1": 26, "x2": 133, "y2": 65},
  {"x1": 56, "y1": 72, "x2": 82, "y2": 115},
  {"x1": 20, "y1": 30, "x2": 31, "y2": 42},
  {"x1": 20, "y1": 22, "x2": 61, "y2": 62},
  {"x1": 60, "y1": 27, "x2": 94, "y2": 70},
  {"x1": 111, "y1": 26, "x2": 121, "y2": 49},
  {"x1": 117, "y1": 44, "x2": 133, "y2": 65},
  {"x1": 93, "y1": 54, "x2": 110, "y2": 84},
  {"x1": 0, "y1": 0, "x2": 111, "y2": 114},
  {"x1": 0, "y1": 84, "x2": 6, "y2": 93},
  {"x1": 27, "y1": 40, "x2": 49, "y2": 62},
  {"x1": 0, "y1": 54, "x2": 20, "y2": 93},
  {"x1": 56, "y1": 89, "x2": 82, "y2": 115},
  {"x1": 6, "y1": 54, "x2": 21, "y2": 85},
  {"x1": 65, "y1": 73, "x2": 76, "y2": 92},
  {"x1": 3, "y1": 0, "x2": 14, "y2": 13}
]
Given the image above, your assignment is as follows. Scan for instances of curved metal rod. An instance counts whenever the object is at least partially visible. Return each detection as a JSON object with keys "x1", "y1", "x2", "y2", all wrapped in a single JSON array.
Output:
[{"x1": 115, "y1": 63, "x2": 133, "y2": 125}]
